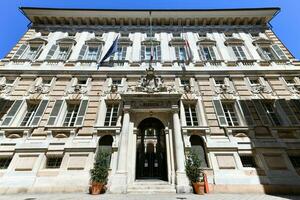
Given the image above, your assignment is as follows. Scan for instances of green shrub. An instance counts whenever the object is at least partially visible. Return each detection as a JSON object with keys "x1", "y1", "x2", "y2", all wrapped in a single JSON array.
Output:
[
  {"x1": 185, "y1": 150, "x2": 204, "y2": 183},
  {"x1": 90, "y1": 151, "x2": 110, "y2": 183}
]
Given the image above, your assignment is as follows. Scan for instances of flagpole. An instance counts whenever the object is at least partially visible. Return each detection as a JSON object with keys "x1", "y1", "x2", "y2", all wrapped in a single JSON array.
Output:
[{"x1": 149, "y1": 11, "x2": 153, "y2": 68}]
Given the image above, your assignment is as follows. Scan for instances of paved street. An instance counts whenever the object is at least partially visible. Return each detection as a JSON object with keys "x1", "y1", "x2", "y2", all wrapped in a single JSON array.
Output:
[{"x1": 0, "y1": 193, "x2": 299, "y2": 200}]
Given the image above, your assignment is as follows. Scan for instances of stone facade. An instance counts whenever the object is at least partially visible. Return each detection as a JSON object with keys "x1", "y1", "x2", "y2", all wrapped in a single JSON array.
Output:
[{"x1": 0, "y1": 7, "x2": 299, "y2": 194}]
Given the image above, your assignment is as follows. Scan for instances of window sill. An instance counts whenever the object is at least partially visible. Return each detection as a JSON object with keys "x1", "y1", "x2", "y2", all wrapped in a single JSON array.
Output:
[{"x1": 94, "y1": 126, "x2": 121, "y2": 131}]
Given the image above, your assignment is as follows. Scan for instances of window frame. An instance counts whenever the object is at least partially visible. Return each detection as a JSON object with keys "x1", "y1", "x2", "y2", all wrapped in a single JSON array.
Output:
[
  {"x1": 183, "y1": 103, "x2": 199, "y2": 127},
  {"x1": 104, "y1": 103, "x2": 120, "y2": 127}
]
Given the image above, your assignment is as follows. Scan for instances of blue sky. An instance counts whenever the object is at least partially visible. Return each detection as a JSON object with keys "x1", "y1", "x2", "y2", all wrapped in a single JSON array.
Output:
[{"x1": 0, "y1": 0, "x2": 299, "y2": 59}]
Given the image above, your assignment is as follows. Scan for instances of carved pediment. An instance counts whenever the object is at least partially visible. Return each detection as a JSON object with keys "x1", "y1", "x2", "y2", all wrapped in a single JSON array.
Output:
[
  {"x1": 85, "y1": 37, "x2": 104, "y2": 45},
  {"x1": 169, "y1": 37, "x2": 185, "y2": 46},
  {"x1": 136, "y1": 66, "x2": 167, "y2": 93},
  {"x1": 56, "y1": 37, "x2": 77, "y2": 45},
  {"x1": 196, "y1": 38, "x2": 216, "y2": 46},
  {"x1": 224, "y1": 37, "x2": 244, "y2": 46},
  {"x1": 26, "y1": 37, "x2": 48, "y2": 45},
  {"x1": 252, "y1": 37, "x2": 272, "y2": 46},
  {"x1": 142, "y1": 37, "x2": 160, "y2": 46}
]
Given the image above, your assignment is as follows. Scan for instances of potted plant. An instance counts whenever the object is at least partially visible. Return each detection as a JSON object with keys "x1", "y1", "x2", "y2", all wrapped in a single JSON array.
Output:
[
  {"x1": 90, "y1": 151, "x2": 110, "y2": 195},
  {"x1": 185, "y1": 150, "x2": 205, "y2": 195}
]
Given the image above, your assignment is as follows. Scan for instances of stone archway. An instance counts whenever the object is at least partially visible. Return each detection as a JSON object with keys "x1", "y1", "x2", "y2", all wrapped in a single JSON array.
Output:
[{"x1": 135, "y1": 117, "x2": 168, "y2": 180}]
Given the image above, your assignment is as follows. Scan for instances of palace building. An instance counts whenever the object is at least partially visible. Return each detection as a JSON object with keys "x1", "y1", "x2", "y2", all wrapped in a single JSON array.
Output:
[{"x1": 0, "y1": 7, "x2": 300, "y2": 194}]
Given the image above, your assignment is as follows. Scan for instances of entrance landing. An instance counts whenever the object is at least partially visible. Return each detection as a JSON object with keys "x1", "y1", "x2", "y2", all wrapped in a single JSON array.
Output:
[{"x1": 127, "y1": 180, "x2": 176, "y2": 194}]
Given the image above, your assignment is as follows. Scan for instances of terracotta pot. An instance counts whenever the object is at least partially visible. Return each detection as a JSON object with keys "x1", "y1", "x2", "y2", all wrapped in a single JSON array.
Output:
[
  {"x1": 90, "y1": 182, "x2": 104, "y2": 195},
  {"x1": 192, "y1": 182, "x2": 205, "y2": 195}
]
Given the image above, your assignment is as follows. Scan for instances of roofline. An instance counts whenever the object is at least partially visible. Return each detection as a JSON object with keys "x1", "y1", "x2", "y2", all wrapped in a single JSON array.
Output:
[{"x1": 20, "y1": 6, "x2": 281, "y2": 12}]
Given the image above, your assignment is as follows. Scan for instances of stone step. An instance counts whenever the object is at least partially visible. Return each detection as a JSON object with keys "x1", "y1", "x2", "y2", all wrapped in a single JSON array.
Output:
[{"x1": 127, "y1": 180, "x2": 176, "y2": 194}]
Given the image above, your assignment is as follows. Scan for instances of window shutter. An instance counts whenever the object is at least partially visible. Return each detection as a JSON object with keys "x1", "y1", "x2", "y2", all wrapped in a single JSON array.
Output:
[
  {"x1": 257, "y1": 47, "x2": 268, "y2": 60},
  {"x1": 252, "y1": 99, "x2": 270, "y2": 126},
  {"x1": 212, "y1": 99, "x2": 228, "y2": 126},
  {"x1": 47, "y1": 100, "x2": 63, "y2": 126},
  {"x1": 13, "y1": 44, "x2": 27, "y2": 59},
  {"x1": 175, "y1": 47, "x2": 180, "y2": 60},
  {"x1": 272, "y1": 44, "x2": 287, "y2": 60},
  {"x1": 238, "y1": 100, "x2": 255, "y2": 126},
  {"x1": 31, "y1": 100, "x2": 48, "y2": 126},
  {"x1": 78, "y1": 45, "x2": 87, "y2": 60},
  {"x1": 156, "y1": 45, "x2": 161, "y2": 60},
  {"x1": 65, "y1": 47, "x2": 72, "y2": 60},
  {"x1": 96, "y1": 46, "x2": 102, "y2": 61},
  {"x1": 141, "y1": 45, "x2": 145, "y2": 60},
  {"x1": 33, "y1": 45, "x2": 43, "y2": 60},
  {"x1": 75, "y1": 100, "x2": 88, "y2": 126},
  {"x1": 2, "y1": 100, "x2": 23, "y2": 126},
  {"x1": 229, "y1": 46, "x2": 238, "y2": 61},
  {"x1": 198, "y1": 46, "x2": 205, "y2": 60},
  {"x1": 238, "y1": 46, "x2": 247, "y2": 60},
  {"x1": 275, "y1": 99, "x2": 298, "y2": 126},
  {"x1": 121, "y1": 46, "x2": 127, "y2": 60},
  {"x1": 209, "y1": 46, "x2": 217, "y2": 60},
  {"x1": 46, "y1": 45, "x2": 58, "y2": 60}
]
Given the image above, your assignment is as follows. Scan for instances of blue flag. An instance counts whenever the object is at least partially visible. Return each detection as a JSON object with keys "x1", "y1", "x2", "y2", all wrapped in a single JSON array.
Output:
[{"x1": 97, "y1": 36, "x2": 119, "y2": 70}]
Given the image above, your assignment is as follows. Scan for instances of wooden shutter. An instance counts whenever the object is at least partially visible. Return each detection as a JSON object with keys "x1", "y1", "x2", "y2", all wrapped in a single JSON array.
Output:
[
  {"x1": 33, "y1": 45, "x2": 43, "y2": 60},
  {"x1": 175, "y1": 46, "x2": 180, "y2": 60},
  {"x1": 141, "y1": 45, "x2": 145, "y2": 60},
  {"x1": 212, "y1": 99, "x2": 228, "y2": 126},
  {"x1": 96, "y1": 46, "x2": 102, "y2": 62},
  {"x1": 12, "y1": 44, "x2": 27, "y2": 59},
  {"x1": 121, "y1": 46, "x2": 127, "y2": 60},
  {"x1": 256, "y1": 47, "x2": 268, "y2": 60},
  {"x1": 208, "y1": 46, "x2": 217, "y2": 60},
  {"x1": 276, "y1": 99, "x2": 299, "y2": 126},
  {"x1": 198, "y1": 46, "x2": 205, "y2": 60},
  {"x1": 238, "y1": 100, "x2": 255, "y2": 126},
  {"x1": 47, "y1": 100, "x2": 63, "y2": 126},
  {"x1": 272, "y1": 44, "x2": 287, "y2": 60},
  {"x1": 46, "y1": 45, "x2": 58, "y2": 60},
  {"x1": 65, "y1": 47, "x2": 72, "y2": 60},
  {"x1": 238, "y1": 46, "x2": 247, "y2": 60},
  {"x1": 31, "y1": 100, "x2": 48, "y2": 126},
  {"x1": 75, "y1": 100, "x2": 88, "y2": 126},
  {"x1": 2, "y1": 100, "x2": 23, "y2": 126},
  {"x1": 252, "y1": 99, "x2": 270, "y2": 126},
  {"x1": 156, "y1": 45, "x2": 161, "y2": 60},
  {"x1": 78, "y1": 45, "x2": 87, "y2": 60}
]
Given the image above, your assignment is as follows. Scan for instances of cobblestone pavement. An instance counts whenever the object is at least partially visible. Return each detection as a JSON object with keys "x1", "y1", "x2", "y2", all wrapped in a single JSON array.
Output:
[{"x1": 0, "y1": 193, "x2": 299, "y2": 200}]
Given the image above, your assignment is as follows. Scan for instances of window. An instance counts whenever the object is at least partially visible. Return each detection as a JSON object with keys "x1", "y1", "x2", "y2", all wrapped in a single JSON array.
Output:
[
  {"x1": 256, "y1": 44, "x2": 287, "y2": 61},
  {"x1": 222, "y1": 103, "x2": 239, "y2": 126},
  {"x1": 175, "y1": 46, "x2": 187, "y2": 61},
  {"x1": 289, "y1": 156, "x2": 300, "y2": 168},
  {"x1": 46, "y1": 156, "x2": 63, "y2": 169},
  {"x1": 141, "y1": 45, "x2": 161, "y2": 61},
  {"x1": 240, "y1": 155, "x2": 256, "y2": 168},
  {"x1": 199, "y1": 46, "x2": 216, "y2": 61},
  {"x1": 104, "y1": 103, "x2": 119, "y2": 126},
  {"x1": 0, "y1": 157, "x2": 12, "y2": 169},
  {"x1": 46, "y1": 44, "x2": 72, "y2": 61},
  {"x1": 77, "y1": 79, "x2": 87, "y2": 85},
  {"x1": 86, "y1": 46, "x2": 100, "y2": 60},
  {"x1": 215, "y1": 79, "x2": 224, "y2": 85},
  {"x1": 249, "y1": 78, "x2": 260, "y2": 85},
  {"x1": 111, "y1": 46, "x2": 127, "y2": 61},
  {"x1": 57, "y1": 46, "x2": 70, "y2": 60},
  {"x1": 20, "y1": 103, "x2": 39, "y2": 126},
  {"x1": 6, "y1": 78, "x2": 15, "y2": 85},
  {"x1": 231, "y1": 46, "x2": 247, "y2": 60},
  {"x1": 198, "y1": 33, "x2": 207, "y2": 38},
  {"x1": 180, "y1": 79, "x2": 190, "y2": 86},
  {"x1": 0, "y1": 100, "x2": 13, "y2": 123},
  {"x1": 42, "y1": 78, "x2": 52, "y2": 85},
  {"x1": 263, "y1": 101, "x2": 281, "y2": 126},
  {"x1": 184, "y1": 104, "x2": 198, "y2": 126},
  {"x1": 12, "y1": 44, "x2": 42, "y2": 60},
  {"x1": 112, "y1": 79, "x2": 122, "y2": 85},
  {"x1": 63, "y1": 103, "x2": 80, "y2": 127}
]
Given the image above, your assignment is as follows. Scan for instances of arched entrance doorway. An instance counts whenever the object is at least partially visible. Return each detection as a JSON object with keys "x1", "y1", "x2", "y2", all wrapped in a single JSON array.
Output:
[{"x1": 136, "y1": 117, "x2": 167, "y2": 180}]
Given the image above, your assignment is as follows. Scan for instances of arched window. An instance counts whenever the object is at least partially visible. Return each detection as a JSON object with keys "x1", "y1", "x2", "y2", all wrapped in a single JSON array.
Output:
[
  {"x1": 190, "y1": 135, "x2": 208, "y2": 167},
  {"x1": 98, "y1": 135, "x2": 113, "y2": 167}
]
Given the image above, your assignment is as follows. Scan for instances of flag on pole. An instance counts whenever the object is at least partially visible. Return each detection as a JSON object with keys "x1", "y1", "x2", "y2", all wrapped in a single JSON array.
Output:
[{"x1": 97, "y1": 35, "x2": 119, "y2": 70}]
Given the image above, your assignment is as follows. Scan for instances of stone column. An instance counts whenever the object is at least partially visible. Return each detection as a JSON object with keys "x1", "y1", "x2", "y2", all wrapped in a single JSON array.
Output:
[
  {"x1": 171, "y1": 105, "x2": 191, "y2": 193},
  {"x1": 109, "y1": 105, "x2": 130, "y2": 193}
]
